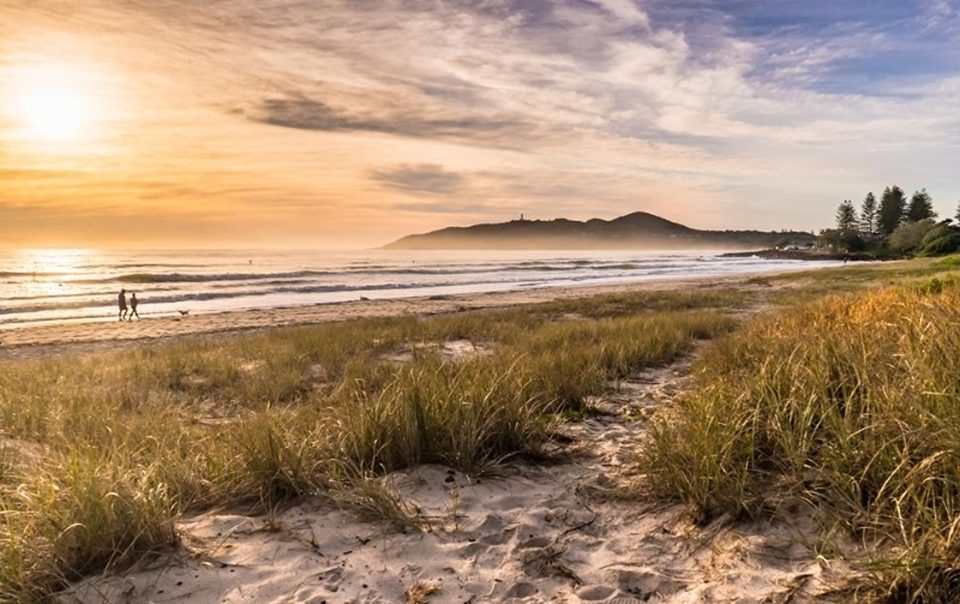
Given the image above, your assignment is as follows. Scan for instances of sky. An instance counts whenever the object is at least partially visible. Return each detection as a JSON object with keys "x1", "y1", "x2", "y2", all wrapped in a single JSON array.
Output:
[{"x1": 1, "y1": 0, "x2": 959, "y2": 249}]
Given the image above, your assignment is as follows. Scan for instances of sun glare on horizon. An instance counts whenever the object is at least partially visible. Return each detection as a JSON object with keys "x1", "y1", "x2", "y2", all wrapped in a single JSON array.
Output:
[{"x1": 8, "y1": 63, "x2": 98, "y2": 143}]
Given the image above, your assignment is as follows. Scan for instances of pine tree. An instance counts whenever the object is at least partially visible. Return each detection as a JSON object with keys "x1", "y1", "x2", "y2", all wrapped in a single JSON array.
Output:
[
  {"x1": 878, "y1": 185, "x2": 907, "y2": 236},
  {"x1": 859, "y1": 192, "x2": 877, "y2": 238},
  {"x1": 906, "y1": 188, "x2": 936, "y2": 222},
  {"x1": 836, "y1": 200, "x2": 858, "y2": 233}
]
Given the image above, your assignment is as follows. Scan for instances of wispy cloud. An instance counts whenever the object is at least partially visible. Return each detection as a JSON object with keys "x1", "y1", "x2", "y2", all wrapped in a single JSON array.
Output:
[
  {"x1": 371, "y1": 164, "x2": 466, "y2": 196},
  {"x1": 243, "y1": 96, "x2": 530, "y2": 147},
  {"x1": 584, "y1": 0, "x2": 650, "y2": 27}
]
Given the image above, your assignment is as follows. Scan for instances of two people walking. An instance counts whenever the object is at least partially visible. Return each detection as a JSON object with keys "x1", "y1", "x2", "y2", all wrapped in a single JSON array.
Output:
[{"x1": 118, "y1": 289, "x2": 140, "y2": 321}]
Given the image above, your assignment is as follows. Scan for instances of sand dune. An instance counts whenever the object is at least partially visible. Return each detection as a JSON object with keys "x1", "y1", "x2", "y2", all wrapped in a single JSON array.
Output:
[{"x1": 59, "y1": 357, "x2": 861, "y2": 603}]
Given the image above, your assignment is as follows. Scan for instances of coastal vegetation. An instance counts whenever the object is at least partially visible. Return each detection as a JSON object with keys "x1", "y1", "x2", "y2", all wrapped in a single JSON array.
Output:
[
  {"x1": 644, "y1": 263, "x2": 960, "y2": 601},
  {"x1": 822, "y1": 186, "x2": 960, "y2": 258},
  {"x1": 0, "y1": 289, "x2": 736, "y2": 600}
]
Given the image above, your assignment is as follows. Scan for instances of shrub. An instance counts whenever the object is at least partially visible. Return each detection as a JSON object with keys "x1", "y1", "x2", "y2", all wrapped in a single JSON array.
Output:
[
  {"x1": 917, "y1": 223, "x2": 960, "y2": 257},
  {"x1": 887, "y1": 218, "x2": 937, "y2": 254}
]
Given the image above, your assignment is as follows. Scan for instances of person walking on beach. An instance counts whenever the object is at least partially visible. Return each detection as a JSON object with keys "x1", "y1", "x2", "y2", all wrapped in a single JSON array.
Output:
[
  {"x1": 129, "y1": 292, "x2": 140, "y2": 320},
  {"x1": 118, "y1": 289, "x2": 128, "y2": 322}
]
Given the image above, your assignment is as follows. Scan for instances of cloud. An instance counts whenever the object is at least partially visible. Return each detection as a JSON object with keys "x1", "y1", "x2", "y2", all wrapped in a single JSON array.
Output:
[
  {"x1": 919, "y1": 0, "x2": 959, "y2": 33},
  {"x1": 246, "y1": 97, "x2": 526, "y2": 145},
  {"x1": 391, "y1": 200, "x2": 492, "y2": 214},
  {"x1": 189, "y1": 1, "x2": 960, "y2": 149},
  {"x1": 583, "y1": 0, "x2": 649, "y2": 27},
  {"x1": 371, "y1": 164, "x2": 466, "y2": 196}
]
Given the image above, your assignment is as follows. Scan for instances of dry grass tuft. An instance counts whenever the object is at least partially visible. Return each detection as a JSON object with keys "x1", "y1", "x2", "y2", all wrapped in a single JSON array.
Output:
[{"x1": 404, "y1": 579, "x2": 441, "y2": 603}]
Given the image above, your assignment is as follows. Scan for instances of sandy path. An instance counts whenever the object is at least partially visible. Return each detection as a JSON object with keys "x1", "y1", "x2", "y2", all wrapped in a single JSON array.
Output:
[
  {"x1": 0, "y1": 275, "x2": 756, "y2": 361},
  {"x1": 58, "y1": 353, "x2": 860, "y2": 603}
]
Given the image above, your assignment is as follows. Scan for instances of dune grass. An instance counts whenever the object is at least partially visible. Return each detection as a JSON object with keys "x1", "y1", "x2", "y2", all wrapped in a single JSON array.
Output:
[
  {"x1": 643, "y1": 275, "x2": 960, "y2": 601},
  {"x1": 753, "y1": 256, "x2": 960, "y2": 306},
  {"x1": 0, "y1": 288, "x2": 736, "y2": 600}
]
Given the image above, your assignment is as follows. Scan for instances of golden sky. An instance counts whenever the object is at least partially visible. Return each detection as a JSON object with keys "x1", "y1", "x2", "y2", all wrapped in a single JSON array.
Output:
[{"x1": 1, "y1": 0, "x2": 959, "y2": 248}]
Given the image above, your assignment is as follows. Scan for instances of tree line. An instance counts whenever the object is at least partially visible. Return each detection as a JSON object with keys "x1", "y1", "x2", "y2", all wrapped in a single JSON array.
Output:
[{"x1": 825, "y1": 186, "x2": 960, "y2": 257}]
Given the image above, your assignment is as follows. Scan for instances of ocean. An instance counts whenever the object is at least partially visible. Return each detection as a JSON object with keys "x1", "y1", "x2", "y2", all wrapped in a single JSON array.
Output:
[{"x1": 0, "y1": 249, "x2": 840, "y2": 329}]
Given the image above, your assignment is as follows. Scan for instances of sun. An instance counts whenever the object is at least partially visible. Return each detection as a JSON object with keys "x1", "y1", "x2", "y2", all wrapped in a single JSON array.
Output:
[{"x1": 10, "y1": 63, "x2": 96, "y2": 143}]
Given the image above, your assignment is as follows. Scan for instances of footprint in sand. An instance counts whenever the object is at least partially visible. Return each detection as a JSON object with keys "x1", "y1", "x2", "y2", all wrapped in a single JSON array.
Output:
[
  {"x1": 504, "y1": 581, "x2": 538, "y2": 598},
  {"x1": 457, "y1": 541, "x2": 488, "y2": 558},
  {"x1": 609, "y1": 567, "x2": 684, "y2": 599},
  {"x1": 576, "y1": 584, "x2": 616, "y2": 600},
  {"x1": 516, "y1": 535, "x2": 552, "y2": 549},
  {"x1": 479, "y1": 530, "x2": 514, "y2": 546},
  {"x1": 316, "y1": 565, "x2": 343, "y2": 591}
]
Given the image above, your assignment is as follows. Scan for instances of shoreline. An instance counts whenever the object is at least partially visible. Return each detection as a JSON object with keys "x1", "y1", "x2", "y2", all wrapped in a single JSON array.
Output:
[
  {"x1": 720, "y1": 248, "x2": 891, "y2": 261},
  {"x1": 0, "y1": 271, "x2": 780, "y2": 361}
]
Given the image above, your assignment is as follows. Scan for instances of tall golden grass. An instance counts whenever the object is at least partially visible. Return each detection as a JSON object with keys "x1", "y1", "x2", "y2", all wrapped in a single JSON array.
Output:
[
  {"x1": 644, "y1": 278, "x2": 960, "y2": 601},
  {"x1": 0, "y1": 289, "x2": 734, "y2": 600}
]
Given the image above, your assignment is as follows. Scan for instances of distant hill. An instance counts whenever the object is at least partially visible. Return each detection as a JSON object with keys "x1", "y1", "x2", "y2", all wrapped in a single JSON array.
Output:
[{"x1": 384, "y1": 211, "x2": 814, "y2": 250}]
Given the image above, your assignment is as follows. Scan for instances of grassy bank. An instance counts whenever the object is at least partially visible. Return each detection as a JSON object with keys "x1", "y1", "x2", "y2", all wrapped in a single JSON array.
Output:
[
  {"x1": 0, "y1": 289, "x2": 736, "y2": 601},
  {"x1": 644, "y1": 266, "x2": 960, "y2": 601},
  {"x1": 751, "y1": 255, "x2": 960, "y2": 305}
]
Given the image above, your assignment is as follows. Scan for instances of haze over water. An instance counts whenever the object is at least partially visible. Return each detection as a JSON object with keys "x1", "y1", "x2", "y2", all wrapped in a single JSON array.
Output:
[{"x1": 0, "y1": 249, "x2": 841, "y2": 329}]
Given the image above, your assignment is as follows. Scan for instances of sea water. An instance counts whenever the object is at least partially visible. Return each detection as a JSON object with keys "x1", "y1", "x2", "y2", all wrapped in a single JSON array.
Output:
[{"x1": 0, "y1": 248, "x2": 841, "y2": 329}]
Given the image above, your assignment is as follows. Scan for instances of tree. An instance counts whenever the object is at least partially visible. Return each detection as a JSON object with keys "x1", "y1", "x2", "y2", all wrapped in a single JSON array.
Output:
[
  {"x1": 836, "y1": 200, "x2": 858, "y2": 233},
  {"x1": 955, "y1": 200, "x2": 960, "y2": 224},
  {"x1": 878, "y1": 185, "x2": 907, "y2": 236},
  {"x1": 819, "y1": 227, "x2": 864, "y2": 252},
  {"x1": 906, "y1": 188, "x2": 936, "y2": 222},
  {"x1": 859, "y1": 192, "x2": 877, "y2": 238}
]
